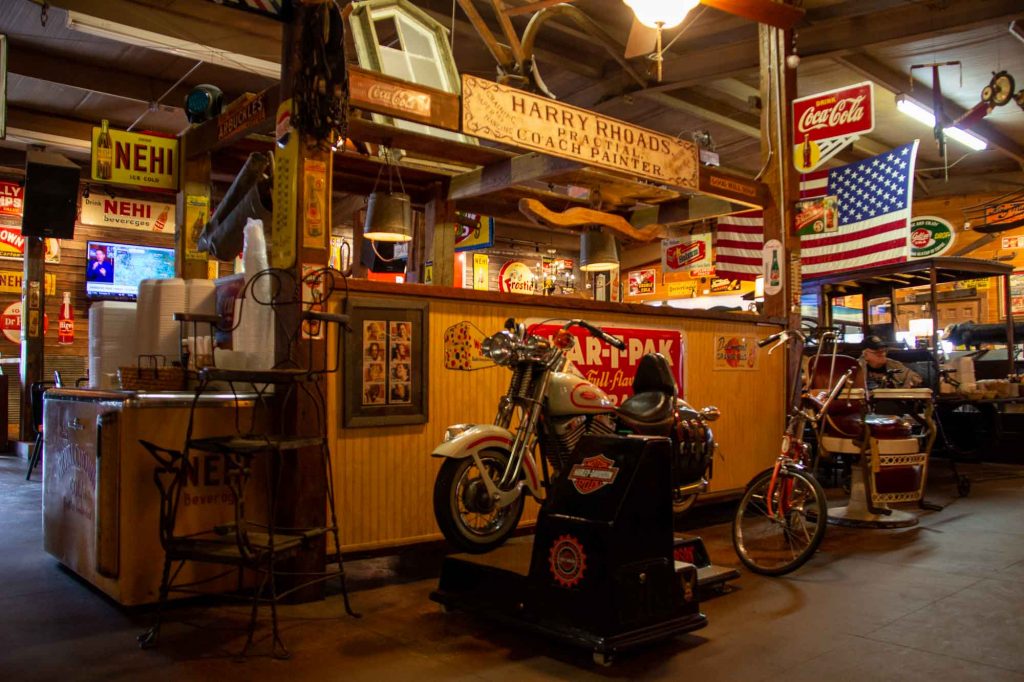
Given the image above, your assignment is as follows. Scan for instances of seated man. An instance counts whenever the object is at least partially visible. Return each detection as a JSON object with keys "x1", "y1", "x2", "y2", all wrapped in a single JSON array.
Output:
[{"x1": 859, "y1": 335, "x2": 923, "y2": 389}]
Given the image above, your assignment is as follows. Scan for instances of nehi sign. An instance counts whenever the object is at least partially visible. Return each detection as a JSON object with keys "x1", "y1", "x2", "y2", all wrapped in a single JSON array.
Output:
[
  {"x1": 91, "y1": 119, "x2": 179, "y2": 190},
  {"x1": 81, "y1": 196, "x2": 176, "y2": 233}
]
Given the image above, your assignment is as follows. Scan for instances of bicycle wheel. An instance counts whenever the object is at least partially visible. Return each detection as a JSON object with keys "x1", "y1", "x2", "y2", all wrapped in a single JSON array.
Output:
[{"x1": 732, "y1": 466, "x2": 828, "y2": 576}]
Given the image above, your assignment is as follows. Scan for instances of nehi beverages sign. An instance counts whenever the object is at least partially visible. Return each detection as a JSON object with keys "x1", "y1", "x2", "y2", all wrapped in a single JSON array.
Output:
[
  {"x1": 81, "y1": 196, "x2": 176, "y2": 233},
  {"x1": 91, "y1": 119, "x2": 179, "y2": 190}
]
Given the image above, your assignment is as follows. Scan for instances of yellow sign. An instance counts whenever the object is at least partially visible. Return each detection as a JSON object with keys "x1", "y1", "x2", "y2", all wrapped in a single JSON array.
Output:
[
  {"x1": 91, "y1": 121, "x2": 178, "y2": 190},
  {"x1": 271, "y1": 99, "x2": 298, "y2": 269},
  {"x1": 473, "y1": 253, "x2": 489, "y2": 290},
  {"x1": 184, "y1": 195, "x2": 209, "y2": 261},
  {"x1": 954, "y1": 278, "x2": 990, "y2": 291},
  {"x1": 461, "y1": 75, "x2": 699, "y2": 191},
  {"x1": 302, "y1": 158, "x2": 328, "y2": 250},
  {"x1": 667, "y1": 281, "x2": 697, "y2": 298},
  {"x1": 0, "y1": 225, "x2": 61, "y2": 263},
  {"x1": 0, "y1": 270, "x2": 56, "y2": 296}
]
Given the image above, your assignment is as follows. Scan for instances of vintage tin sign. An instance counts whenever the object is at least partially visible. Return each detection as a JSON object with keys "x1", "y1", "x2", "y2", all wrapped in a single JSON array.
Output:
[
  {"x1": 909, "y1": 216, "x2": 955, "y2": 259},
  {"x1": 792, "y1": 81, "x2": 875, "y2": 172}
]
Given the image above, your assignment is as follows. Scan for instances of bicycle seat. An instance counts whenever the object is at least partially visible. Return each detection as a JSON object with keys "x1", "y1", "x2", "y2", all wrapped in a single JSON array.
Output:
[
  {"x1": 823, "y1": 412, "x2": 912, "y2": 439},
  {"x1": 618, "y1": 353, "x2": 677, "y2": 424}
]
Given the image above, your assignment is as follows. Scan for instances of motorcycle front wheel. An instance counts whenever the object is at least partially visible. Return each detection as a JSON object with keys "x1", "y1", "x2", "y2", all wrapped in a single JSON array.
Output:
[{"x1": 433, "y1": 449, "x2": 525, "y2": 554}]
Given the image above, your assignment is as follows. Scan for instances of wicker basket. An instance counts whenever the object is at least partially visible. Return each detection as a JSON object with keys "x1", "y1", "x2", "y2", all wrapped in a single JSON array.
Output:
[{"x1": 118, "y1": 355, "x2": 187, "y2": 392}]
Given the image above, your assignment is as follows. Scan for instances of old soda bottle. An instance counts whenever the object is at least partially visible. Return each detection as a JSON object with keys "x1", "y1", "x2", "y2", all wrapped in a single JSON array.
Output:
[
  {"x1": 153, "y1": 206, "x2": 169, "y2": 232},
  {"x1": 801, "y1": 134, "x2": 812, "y2": 169},
  {"x1": 58, "y1": 291, "x2": 74, "y2": 345},
  {"x1": 769, "y1": 249, "x2": 781, "y2": 288},
  {"x1": 96, "y1": 119, "x2": 113, "y2": 180}
]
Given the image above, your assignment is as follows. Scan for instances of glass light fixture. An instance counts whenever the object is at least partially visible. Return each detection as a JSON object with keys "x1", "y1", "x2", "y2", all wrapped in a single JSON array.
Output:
[
  {"x1": 579, "y1": 229, "x2": 620, "y2": 272},
  {"x1": 623, "y1": 0, "x2": 699, "y2": 29},
  {"x1": 894, "y1": 94, "x2": 988, "y2": 151},
  {"x1": 622, "y1": 0, "x2": 699, "y2": 81}
]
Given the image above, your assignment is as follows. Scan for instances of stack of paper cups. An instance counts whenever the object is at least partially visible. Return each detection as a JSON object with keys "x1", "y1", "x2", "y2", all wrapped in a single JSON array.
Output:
[
  {"x1": 136, "y1": 277, "x2": 186, "y2": 363},
  {"x1": 88, "y1": 301, "x2": 137, "y2": 389}
]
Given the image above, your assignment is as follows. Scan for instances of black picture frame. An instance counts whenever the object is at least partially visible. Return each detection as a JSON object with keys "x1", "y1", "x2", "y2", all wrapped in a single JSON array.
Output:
[{"x1": 342, "y1": 296, "x2": 428, "y2": 427}]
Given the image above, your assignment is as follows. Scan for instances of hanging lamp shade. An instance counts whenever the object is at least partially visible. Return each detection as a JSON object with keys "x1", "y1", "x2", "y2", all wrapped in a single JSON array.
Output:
[
  {"x1": 363, "y1": 191, "x2": 412, "y2": 242},
  {"x1": 579, "y1": 229, "x2": 619, "y2": 272}
]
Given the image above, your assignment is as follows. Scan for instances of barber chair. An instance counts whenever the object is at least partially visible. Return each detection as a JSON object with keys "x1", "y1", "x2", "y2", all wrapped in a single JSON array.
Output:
[{"x1": 811, "y1": 356, "x2": 933, "y2": 528}]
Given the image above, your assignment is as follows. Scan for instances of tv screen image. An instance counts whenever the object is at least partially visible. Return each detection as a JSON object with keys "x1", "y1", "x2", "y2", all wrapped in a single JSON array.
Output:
[{"x1": 86, "y1": 241, "x2": 175, "y2": 300}]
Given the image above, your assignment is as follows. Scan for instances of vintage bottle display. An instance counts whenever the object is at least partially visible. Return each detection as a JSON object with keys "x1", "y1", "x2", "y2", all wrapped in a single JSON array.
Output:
[
  {"x1": 306, "y1": 173, "x2": 324, "y2": 237},
  {"x1": 801, "y1": 133, "x2": 812, "y2": 168},
  {"x1": 58, "y1": 291, "x2": 74, "y2": 345},
  {"x1": 96, "y1": 119, "x2": 113, "y2": 180}
]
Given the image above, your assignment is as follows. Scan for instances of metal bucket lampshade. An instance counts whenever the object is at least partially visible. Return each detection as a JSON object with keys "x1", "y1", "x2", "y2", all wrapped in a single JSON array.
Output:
[
  {"x1": 363, "y1": 146, "x2": 413, "y2": 242},
  {"x1": 579, "y1": 228, "x2": 620, "y2": 271},
  {"x1": 363, "y1": 191, "x2": 412, "y2": 242}
]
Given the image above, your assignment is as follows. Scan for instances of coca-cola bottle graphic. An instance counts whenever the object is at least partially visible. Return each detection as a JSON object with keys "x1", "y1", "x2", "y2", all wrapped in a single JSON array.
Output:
[
  {"x1": 801, "y1": 134, "x2": 812, "y2": 169},
  {"x1": 769, "y1": 250, "x2": 781, "y2": 289},
  {"x1": 58, "y1": 291, "x2": 74, "y2": 345},
  {"x1": 306, "y1": 173, "x2": 324, "y2": 237},
  {"x1": 96, "y1": 119, "x2": 113, "y2": 180}
]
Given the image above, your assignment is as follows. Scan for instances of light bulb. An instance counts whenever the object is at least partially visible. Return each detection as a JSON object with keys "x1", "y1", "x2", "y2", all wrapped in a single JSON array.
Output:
[{"x1": 623, "y1": 0, "x2": 699, "y2": 29}]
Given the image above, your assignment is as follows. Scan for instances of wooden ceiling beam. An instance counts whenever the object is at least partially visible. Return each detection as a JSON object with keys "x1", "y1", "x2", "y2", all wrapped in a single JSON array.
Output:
[{"x1": 836, "y1": 53, "x2": 1024, "y2": 166}]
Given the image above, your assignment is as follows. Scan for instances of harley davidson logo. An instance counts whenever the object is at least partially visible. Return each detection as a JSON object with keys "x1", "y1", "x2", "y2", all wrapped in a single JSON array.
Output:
[
  {"x1": 549, "y1": 534, "x2": 586, "y2": 588},
  {"x1": 568, "y1": 454, "x2": 619, "y2": 494}
]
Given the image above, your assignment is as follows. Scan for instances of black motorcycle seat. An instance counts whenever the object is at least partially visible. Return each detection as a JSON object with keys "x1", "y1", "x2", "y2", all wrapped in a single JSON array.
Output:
[
  {"x1": 618, "y1": 391, "x2": 675, "y2": 423},
  {"x1": 631, "y1": 353, "x2": 678, "y2": 397}
]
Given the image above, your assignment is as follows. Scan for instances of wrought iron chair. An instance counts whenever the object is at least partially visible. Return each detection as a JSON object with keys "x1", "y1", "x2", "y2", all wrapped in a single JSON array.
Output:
[{"x1": 138, "y1": 268, "x2": 356, "y2": 659}]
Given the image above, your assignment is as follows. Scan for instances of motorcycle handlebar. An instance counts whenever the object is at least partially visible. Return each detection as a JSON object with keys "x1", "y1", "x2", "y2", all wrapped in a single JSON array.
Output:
[
  {"x1": 758, "y1": 332, "x2": 784, "y2": 348},
  {"x1": 567, "y1": 320, "x2": 627, "y2": 350}
]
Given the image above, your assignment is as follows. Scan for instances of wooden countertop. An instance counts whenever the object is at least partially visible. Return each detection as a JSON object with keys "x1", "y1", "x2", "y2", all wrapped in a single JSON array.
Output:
[{"x1": 343, "y1": 279, "x2": 784, "y2": 327}]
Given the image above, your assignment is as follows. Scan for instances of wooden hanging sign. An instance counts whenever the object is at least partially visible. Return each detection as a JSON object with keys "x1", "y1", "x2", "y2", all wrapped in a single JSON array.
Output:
[{"x1": 461, "y1": 75, "x2": 698, "y2": 191}]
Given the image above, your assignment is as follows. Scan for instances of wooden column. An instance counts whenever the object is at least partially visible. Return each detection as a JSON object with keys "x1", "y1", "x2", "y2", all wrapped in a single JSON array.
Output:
[
  {"x1": 424, "y1": 182, "x2": 455, "y2": 286},
  {"x1": 19, "y1": 237, "x2": 45, "y2": 442},
  {"x1": 758, "y1": 21, "x2": 799, "y2": 326},
  {"x1": 274, "y1": 0, "x2": 334, "y2": 602}
]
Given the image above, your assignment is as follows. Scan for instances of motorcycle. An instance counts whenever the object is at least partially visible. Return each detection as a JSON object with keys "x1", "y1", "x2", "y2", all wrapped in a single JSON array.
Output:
[{"x1": 432, "y1": 318, "x2": 720, "y2": 553}]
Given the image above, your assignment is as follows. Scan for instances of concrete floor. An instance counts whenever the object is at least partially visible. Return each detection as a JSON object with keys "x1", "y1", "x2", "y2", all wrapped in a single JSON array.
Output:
[{"x1": 2, "y1": 455, "x2": 1024, "y2": 681}]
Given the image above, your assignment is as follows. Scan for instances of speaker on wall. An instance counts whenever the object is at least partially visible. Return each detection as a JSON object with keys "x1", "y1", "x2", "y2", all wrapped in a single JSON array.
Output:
[{"x1": 22, "y1": 150, "x2": 81, "y2": 239}]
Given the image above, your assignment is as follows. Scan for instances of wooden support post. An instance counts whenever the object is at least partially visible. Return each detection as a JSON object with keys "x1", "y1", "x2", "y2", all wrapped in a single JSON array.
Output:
[
  {"x1": 273, "y1": 0, "x2": 334, "y2": 602},
  {"x1": 758, "y1": 21, "x2": 798, "y2": 326},
  {"x1": 20, "y1": 237, "x2": 45, "y2": 442},
  {"x1": 424, "y1": 183, "x2": 455, "y2": 287}
]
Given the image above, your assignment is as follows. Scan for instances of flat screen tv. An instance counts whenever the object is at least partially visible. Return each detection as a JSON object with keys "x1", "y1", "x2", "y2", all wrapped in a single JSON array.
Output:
[{"x1": 85, "y1": 241, "x2": 175, "y2": 300}]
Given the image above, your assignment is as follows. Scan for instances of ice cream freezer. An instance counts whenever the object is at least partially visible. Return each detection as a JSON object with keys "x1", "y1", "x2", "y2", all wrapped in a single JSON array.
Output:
[{"x1": 42, "y1": 388, "x2": 265, "y2": 606}]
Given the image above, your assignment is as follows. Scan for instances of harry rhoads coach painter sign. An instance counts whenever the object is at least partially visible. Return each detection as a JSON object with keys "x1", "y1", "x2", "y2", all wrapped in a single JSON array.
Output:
[{"x1": 461, "y1": 74, "x2": 698, "y2": 191}]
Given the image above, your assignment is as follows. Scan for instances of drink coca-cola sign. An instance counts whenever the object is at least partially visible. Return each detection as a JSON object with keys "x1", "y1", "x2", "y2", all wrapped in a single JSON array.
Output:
[{"x1": 792, "y1": 82, "x2": 875, "y2": 172}]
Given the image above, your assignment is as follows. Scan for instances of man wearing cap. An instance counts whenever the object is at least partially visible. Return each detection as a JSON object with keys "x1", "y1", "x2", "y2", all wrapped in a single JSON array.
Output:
[{"x1": 859, "y1": 335, "x2": 923, "y2": 389}]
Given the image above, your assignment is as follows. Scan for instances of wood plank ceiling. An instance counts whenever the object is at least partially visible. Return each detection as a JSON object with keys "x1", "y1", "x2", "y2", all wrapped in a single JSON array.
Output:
[{"x1": 0, "y1": 0, "x2": 1021, "y2": 203}]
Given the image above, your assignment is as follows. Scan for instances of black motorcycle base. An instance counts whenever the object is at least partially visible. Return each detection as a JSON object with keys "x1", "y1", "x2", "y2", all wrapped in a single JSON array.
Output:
[
  {"x1": 673, "y1": 535, "x2": 740, "y2": 591},
  {"x1": 431, "y1": 435, "x2": 708, "y2": 664}
]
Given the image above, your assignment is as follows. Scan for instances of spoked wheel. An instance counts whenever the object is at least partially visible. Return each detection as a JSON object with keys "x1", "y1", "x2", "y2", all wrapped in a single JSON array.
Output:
[
  {"x1": 732, "y1": 467, "x2": 828, "y2": 576},
  {"x1": 433, "y1": 449, "x2": 524, "y2": 554}
]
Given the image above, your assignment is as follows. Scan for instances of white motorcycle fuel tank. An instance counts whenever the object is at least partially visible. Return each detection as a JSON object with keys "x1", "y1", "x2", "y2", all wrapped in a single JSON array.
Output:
[{"x1": 547, "y1": 371, "x2": 617, "y2": 416}]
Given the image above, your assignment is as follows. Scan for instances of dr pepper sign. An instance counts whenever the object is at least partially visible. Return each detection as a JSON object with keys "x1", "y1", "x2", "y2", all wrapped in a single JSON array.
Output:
[{"x1": 527, "y1": 319, "x2": 685, "y2": 403}]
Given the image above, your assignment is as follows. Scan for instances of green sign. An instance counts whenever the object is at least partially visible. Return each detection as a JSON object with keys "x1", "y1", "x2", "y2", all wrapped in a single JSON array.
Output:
[{"x1": 909, "y1": 216, "x2": 954, "y2": 259}]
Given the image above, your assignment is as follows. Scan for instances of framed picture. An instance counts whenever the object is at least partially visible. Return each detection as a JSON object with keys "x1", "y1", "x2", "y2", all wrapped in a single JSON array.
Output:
[
  {"x1": 999, "y1": 270, "x2": 1024, "y2": 319},
  {"x1": 342, "y1": 296, "x2": 428, "y2": 427}
]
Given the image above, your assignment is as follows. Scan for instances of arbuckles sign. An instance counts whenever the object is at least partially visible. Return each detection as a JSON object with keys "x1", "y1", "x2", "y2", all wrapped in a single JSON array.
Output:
[{"x1": 792, "y1": 81, "x2": 875, "y2": 173}]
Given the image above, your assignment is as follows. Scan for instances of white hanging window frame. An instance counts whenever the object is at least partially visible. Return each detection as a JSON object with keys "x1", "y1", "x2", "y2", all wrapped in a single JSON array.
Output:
[{"x1": 348, "y1": 0, "x2": 472, "y2": 146}]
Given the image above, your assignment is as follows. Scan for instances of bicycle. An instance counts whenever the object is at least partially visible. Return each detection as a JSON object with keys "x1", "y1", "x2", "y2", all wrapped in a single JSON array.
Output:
[{"x1": 731, "y1": 329, "x2": 854, "y2": 576}]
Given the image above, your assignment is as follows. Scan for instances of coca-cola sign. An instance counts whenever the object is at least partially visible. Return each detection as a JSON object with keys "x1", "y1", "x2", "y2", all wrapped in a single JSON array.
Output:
[
  {"x1": 792, "y1": 82, "x2": 875, "y2": 172},
  {"x1": 794, "y1": 83, "x2": 873, "y2": 142}
]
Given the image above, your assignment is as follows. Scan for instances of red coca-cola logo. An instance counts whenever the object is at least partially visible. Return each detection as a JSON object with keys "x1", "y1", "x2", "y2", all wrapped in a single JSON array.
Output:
[
  {"x1": 367, "y1": 84, "x2": 431, "y2": 116},
  {"x1": 793, "y1": 82, "x2": 875, "y2": 143},
  {"x1": 911, "y1": 228, "x2": 932, "y2": 248}
]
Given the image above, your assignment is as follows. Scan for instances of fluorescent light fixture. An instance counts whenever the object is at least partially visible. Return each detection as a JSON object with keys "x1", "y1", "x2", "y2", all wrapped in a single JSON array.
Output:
[
  {"x1": 65, "y1": 11, "x2": 280, "y2": 79},
  {"x1": 894, "y1": 94, "x2": 988, "y2": 151}
]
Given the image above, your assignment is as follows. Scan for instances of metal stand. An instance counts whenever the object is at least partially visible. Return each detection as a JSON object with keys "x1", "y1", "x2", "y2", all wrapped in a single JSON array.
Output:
[{"x1": 828, "y1": 466, "x2": 918, "y2": 528}]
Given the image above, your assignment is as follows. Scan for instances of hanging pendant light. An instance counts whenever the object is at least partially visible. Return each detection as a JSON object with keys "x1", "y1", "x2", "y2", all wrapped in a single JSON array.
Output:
[
  {"x1": 364, "y1": 146, "x2": 413, "y2": 242},
  {"x1": 622, "y1": 0, "x2": 699, "y2": 81},
  {"x1": 579, "y1": 228, "x2": 620, "y2": 272}
]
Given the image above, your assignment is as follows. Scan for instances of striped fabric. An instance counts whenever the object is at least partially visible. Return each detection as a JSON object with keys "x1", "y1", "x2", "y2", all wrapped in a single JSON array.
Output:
[
  {"x1": 799, "y1": 141, "x2": 919, "y2": 277},
  {"x1": 714, "y1": 211, "x2": 764, "y2": 281}
]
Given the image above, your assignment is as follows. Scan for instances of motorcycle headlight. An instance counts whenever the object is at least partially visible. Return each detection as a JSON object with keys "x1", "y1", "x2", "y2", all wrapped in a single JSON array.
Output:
[
  {"x1": 443, "y1": 424, "x2": 474, "y2": 442},
  {"x1": 482, "y1": 331, "x2": 514, "y2": 365},
  {"x1": 524, "y1": 335, "x2": 551, "y2": 361}
]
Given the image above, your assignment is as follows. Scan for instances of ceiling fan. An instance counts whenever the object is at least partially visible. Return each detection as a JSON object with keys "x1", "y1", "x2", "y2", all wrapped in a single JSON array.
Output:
[{"x1": 624, "y1": 0, "x2": 806, "y2": 79}]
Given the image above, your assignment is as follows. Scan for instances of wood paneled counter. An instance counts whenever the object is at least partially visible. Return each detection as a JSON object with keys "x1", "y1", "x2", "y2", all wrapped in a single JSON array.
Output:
[{"x1": 328, "y1": 281, "x2": 786, "y2": 553}]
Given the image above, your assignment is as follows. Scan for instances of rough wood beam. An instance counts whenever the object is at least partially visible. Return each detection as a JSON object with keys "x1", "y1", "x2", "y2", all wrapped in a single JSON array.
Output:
[
  {"x1": 5, "y1": 107, "x2": 94, "y2": 143},
  {"x1": 503, "y1": 0, "x2": 575, "y2": 17},
  {"x1": 449, "y1": 153, "x2": 582, "y2": 201},
  {"x1": 837, "y1": 53, "x2": 1024, "y2": 166},
  {"x1": 573, "y1": 0, "x2": 1024, "y2": 107},
  {"x1": 639, "y1": 90, "x2": 761, "y2": 138}
]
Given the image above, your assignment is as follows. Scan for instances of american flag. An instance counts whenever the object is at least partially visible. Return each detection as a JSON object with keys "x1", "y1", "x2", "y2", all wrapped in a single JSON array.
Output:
[
  {"x1": 800, "y1": 140, "x2": 919, "y2": 277},
  {"x1": 713, "y1": 141, "x2": 919, "y2": 280},
  {"x1": 714, "y1": 211, "x2": 763, "y2": 281}
]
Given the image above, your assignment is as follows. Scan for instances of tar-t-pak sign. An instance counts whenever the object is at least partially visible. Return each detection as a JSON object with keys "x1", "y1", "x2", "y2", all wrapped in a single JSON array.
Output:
[
  {"x1": 527, "y1": 319, "x2": 685, "y2": 403},
  {"x1": 792, "y1": 81, "x2": 874, "y2": 173}
]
